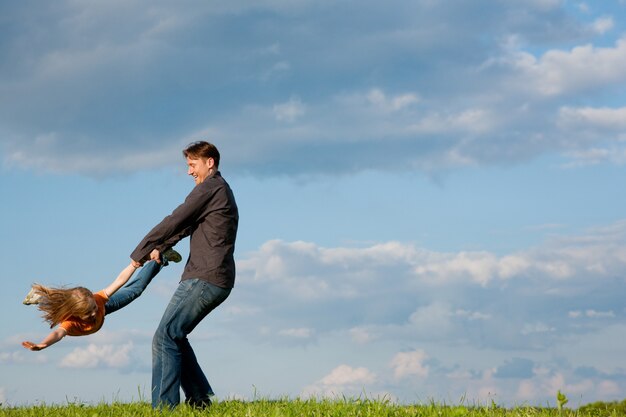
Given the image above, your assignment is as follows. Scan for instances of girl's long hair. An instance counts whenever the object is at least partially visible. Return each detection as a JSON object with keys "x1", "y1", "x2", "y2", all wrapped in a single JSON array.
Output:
[{"x1": 30, "y1": 284, "x2": 96, "y2": 328}]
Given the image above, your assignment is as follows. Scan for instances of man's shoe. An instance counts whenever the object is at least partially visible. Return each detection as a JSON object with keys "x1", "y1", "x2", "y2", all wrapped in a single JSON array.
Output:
[
  {"x1": 186, "y1": 397, "x2": 212, "y2": 410},
  {"x1": 23, "y1": 288, "x2": 41, "y2": 305},
  {"x1": 162, "y1": 248, "x2": 182, "y2": 263}
]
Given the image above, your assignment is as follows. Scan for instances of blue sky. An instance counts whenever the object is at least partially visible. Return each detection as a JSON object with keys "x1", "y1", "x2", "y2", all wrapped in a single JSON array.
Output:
[{"x1": 1, "y1": 0, "x2": 626, "y2": 408}]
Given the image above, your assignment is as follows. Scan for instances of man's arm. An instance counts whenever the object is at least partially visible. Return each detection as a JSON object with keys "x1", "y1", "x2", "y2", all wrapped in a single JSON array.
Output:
[
  {"x1": 132, "y1": 224, "x2": 195, "y2": 264},
  {"x1": 131, "y1": 184, "x2": 213, "y2": 262},
  {"x1": 155, "y1": 224, "x2": 196, "y2": 255}
]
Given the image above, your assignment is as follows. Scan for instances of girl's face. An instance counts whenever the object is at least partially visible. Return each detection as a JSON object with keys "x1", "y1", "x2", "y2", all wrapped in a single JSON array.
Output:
[
  {"x1": 79, "y1": 299, "x2": 98, "y2": 322},
  {"x1": 81, "y1": 307, "x2": 97, "y2": 322}
]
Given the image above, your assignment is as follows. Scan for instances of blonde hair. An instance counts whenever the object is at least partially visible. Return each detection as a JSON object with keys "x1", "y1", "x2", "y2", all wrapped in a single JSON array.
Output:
[{"x1": 31, "y1": 284, "x2": 97, "y2": 328}]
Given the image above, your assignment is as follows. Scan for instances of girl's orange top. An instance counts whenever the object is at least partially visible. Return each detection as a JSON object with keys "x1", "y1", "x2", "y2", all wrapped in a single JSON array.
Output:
[{"x1": 59, "y1": 291, "x2": 109, "y2": 336}]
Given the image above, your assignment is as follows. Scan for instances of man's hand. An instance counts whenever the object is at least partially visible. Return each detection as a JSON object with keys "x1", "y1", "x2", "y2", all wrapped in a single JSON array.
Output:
[
  {"x1": 150, "y1": 249, "x2": 162, "y2": 264},
  {"x1": 22, "y1": 341, "x2": 46, "y2": 351},
  {"x1": 131, "y1": 259, "x2": 144, "y2": 268}
]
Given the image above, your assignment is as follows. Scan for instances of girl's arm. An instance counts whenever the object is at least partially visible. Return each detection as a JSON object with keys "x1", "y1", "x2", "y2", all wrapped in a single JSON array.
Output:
[
  {"x1": 22, "y1": 327, "x2": 67, "y2": 351},
  {"x1": 102, "y1": 262, "x2": 140, "y2": 297}
]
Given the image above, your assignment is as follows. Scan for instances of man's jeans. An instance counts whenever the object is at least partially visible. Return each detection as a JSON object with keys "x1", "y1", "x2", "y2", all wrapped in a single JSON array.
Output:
[
  {"x1": 105, "y1": 260, "x2": 164, "y2": 315},
  {"x1": 152, "y1": 278, "x2": 231, "y2": 408}
]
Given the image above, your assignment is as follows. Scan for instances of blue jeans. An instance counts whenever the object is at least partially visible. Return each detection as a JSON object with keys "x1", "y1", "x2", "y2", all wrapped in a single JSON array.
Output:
[
  {"x1": 104, "y1": 260, "x2": 164, "y2": 315},
  {"x1": 152, "y1": 278, "x2": 231, "y2": 409}
]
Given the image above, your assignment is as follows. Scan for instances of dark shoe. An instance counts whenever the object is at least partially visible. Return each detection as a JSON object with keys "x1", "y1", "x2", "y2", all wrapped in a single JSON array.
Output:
[
  {"x1": 162, "y1": 248, "x2": 182, "y2": 263},
  {"x1": 186, "y1": 397, "x2": 212, "y2": 410}
]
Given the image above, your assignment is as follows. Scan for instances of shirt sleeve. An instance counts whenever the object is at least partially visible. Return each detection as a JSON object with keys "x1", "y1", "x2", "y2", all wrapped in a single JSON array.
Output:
[
  {"x1": 131, "y1": 183, "x2": 215, "y2": 262},
  {"x1": 94, "y1": 290, "x2": 109, "y2": 303},
  {"x1": 156, "y1": 224, "x2": 196, "y2": 253},
  {"x1": 59, "y1": 320, "x2": 76, "y2": 333}
]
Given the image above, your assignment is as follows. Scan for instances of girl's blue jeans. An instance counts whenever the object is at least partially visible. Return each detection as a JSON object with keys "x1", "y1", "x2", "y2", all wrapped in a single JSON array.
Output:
[
  {"x1": 151, "y1": 278, "x2": 231, "y2": 409},
  {"x1": 104, "y1": 259, "x2": 165, "y2": 315}
]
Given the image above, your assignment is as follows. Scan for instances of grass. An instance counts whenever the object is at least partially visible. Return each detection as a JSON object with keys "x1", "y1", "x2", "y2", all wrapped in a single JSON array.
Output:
[{"x1": 2, "y1": 398, "x2": 626, "y2": 417}]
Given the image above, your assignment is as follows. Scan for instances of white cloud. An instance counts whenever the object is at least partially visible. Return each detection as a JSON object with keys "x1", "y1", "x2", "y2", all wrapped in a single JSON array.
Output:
[
  {"x1": 2, "y1": 1, "x2": 626, "y2": 178},
  {"x1": 414, "y1": 226, "x2": 626, "y2": 284},
  {"x1": 302, "y1": 364, "x2": 377, "y2": 398},
  {"x1": 572, "y1": 309, "x2": 615, "y2": 319},
  {"x1": 408, "y1": 303, "x2": 453, "y2": 337},
  {"x1": 547, "y1": 373, "x2": 595, "y2": 397},
  {"x1": 239, "y1": 222, "x2": 626, "y2": 302},
  {"x1": 568, "y1": 310, "x2": 582, "y2": 319},
  {"x1": 238, "y1": 239, "x2": 423, "y2": 299},
  {"x1": 455, "y1": 309, "x2": 491, "y2": 321},
  {"x1": 516, "y1": 368, "x2": 624, "y2": 404},
  {"x1": 585, "y1": 310, "x2": 615, "y2": 319},
  {"x1": 87, "y1": 329, "x2": 152, "y2": 345},
  {"x1": 349, "y1": 327, "x2": 374, "y2": 344},
  {"x1": 561, "y1": 148, "x2": 614, "y2": 168},
  {"x1": 59, "y1": 342, "x2": 134, "y2": 369},
  {"x1": 224, "y1": 304, "x2": 262, "y2": 317},
  {"x1": 0, "y1": 351, "x2": 23, "y2": 364},
  {"x1": 528, "y1": 0, "x2": 562, "y2": 11},
  {"x1": 521, "y1": 322, "x2": 555, "y2": 335},
  {"x1": 460, "y1": 369, "x2": 500, "y2": 404},
  {"x1": 390, "y1": 349, "x2": 429, "y2": 379},
  {"x1": 591, "y1": 16, "x2": 614, "y2": 35},
  {"x1": 366, "y1": 89, "x2": 420, "y2": 113},
  {"x1": 516, "y1": 379, "x2": 538, "y2": 401},
  {"x1": 414, "y1": 251, "x2": 500, "y2": 285},
  {"x1": 413, "y1": 251, "x2": 548, "y2": 285},
  {"x1": 577, "y1": 3, "x2": 590, "y2": 13},
  {"x1": 231, "y1": 221, "x2": 626, "y2": 360},
  {"x1": 321, "y1": 365, "x2": 377, "y2": 386},
  {"x1": 273, "y1": 98, "x2": 306, "y2": 122},
  {"x1": 306, "y1": 348, "x2": 626, "y2": 406},
  {"x1": 598, "y1": 380, "x2": 621, "y2": 396},
  {"x1": 277, "y1": 327, "x2": 315, "y2": 339},
  {"x1": 411, "y1": 112, "x2": 493, "y2": 138},
  {"x1": 0, "y1": 350, "x2": 47, "y2": 365},
  {"x1": 298, "y1": 347, "x2": 626, "y2": 406},
  {"x1": 558, "y1": 106, "x2": 626, "y2": 131},
  {"x1": 262, "y1": 60, "x2": 291, "y2": 80},
  {"x1": 509, "y1": 37, "x2": 626, "y2": 96},
  {"x1": 244, "y1": 240, "x2": 505, "y2": 293},
  {"x1": 5, "y1": 136, "x2": 184, "y2": 176}
]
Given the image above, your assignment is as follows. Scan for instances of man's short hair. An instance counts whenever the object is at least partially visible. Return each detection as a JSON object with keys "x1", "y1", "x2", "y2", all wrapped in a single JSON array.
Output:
[{"x1": 183, "y1": 141, "x2": 220, "y2": 167}]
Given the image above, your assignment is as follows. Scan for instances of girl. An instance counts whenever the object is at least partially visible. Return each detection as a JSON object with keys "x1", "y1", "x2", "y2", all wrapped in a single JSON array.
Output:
[{"x1": 22, "y1": 248, "x2": 182, "y2": 351}]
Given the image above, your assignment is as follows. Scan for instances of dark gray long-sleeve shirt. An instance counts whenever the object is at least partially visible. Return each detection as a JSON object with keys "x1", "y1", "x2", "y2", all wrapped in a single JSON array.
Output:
[{"x1": 131, "y1": 172, "x2": 239, "y2": 289}]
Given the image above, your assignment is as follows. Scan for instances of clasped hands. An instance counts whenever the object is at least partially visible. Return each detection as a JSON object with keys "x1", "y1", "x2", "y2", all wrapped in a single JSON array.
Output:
[{"x1": 131, "y1": 248, "x2": 161, "y2": 268}]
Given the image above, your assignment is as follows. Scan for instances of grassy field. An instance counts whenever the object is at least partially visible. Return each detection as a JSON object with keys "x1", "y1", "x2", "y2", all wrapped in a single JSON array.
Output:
[{"x1": 1, "y1": 398, "x2": 626, "y2": 417}]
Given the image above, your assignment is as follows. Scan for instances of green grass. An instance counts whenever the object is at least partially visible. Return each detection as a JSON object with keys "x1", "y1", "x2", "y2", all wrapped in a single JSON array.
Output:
[{"x1": 2, "y1": 398, "x2": 626, "y2": 417}]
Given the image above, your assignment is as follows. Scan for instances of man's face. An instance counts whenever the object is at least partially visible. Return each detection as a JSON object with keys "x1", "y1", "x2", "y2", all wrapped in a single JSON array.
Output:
[{"x1": 187, "y1": 156, "x2": 214, "y2": 185}]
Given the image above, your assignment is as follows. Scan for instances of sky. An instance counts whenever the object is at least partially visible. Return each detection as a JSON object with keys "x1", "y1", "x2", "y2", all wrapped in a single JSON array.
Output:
[{"x1": 1, "y1": 0, "x2": 626, "y2": 409}]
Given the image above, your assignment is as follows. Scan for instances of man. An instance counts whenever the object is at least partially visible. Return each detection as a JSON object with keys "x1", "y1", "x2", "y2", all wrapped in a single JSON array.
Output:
[{"x1": 130, "y1": 141, "x2": 238, "y2": 409}]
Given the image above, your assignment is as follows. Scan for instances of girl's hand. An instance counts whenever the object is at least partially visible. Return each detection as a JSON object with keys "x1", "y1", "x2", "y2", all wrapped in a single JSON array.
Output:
[{"x1": 22, "y1": 341, "x2": 46, "y2": 351}]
